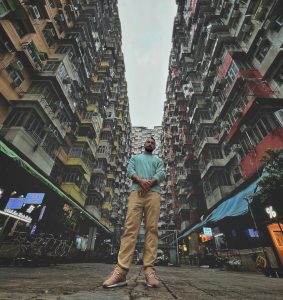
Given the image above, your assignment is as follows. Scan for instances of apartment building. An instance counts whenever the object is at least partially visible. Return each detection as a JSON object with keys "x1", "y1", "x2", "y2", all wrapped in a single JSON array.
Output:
[
  {"x1": 162, "y1": 0, "x2": 283, "y2": 265},
  {"x1": 0, "y1": 0, "x2": 131, "y2": 244}
]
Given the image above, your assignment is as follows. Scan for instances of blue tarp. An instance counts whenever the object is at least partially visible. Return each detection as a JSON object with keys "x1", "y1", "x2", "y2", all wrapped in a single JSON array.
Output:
[{"x1": 178, "y1": 179, "x2": 260, "y2": 240}]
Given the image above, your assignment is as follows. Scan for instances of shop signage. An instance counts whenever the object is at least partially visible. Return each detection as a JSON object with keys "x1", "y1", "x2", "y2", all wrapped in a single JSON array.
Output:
[
  {"x1": 5, "y1": 197, "x2": 25, "y2": 209},
  {"x1": 24, "y1": 193, "x2": 45, "y2": 205},
  {"x1": 265, "y1": 206, "x2": 277, "y2": 219},
  {"x1": 203, "y1": 227, "x2": 213, "y2": 236},
  {"x1": 0, "y1": 208, "x2": 32, "y2": 223}
]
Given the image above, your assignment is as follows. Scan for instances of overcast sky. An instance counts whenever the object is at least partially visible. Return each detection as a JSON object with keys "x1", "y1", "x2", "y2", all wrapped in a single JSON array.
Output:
[{"x1": 118, "y1": 0, "x2": 176, "y2": 129}]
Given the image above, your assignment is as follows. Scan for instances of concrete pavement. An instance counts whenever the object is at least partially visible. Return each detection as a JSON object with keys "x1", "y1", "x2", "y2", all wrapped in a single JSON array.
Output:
[{"x1": 0, "y1": 263, "x2": 282, "y2": 299}]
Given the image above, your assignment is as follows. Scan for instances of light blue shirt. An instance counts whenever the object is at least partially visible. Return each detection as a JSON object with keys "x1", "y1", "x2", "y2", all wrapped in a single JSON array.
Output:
[{"x1": 127, "y1": 153, "x2": 165, "y2": 193}]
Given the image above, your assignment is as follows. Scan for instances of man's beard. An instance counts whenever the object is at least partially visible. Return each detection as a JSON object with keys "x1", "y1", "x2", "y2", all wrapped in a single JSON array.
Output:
[{"x1": 145, "y1": 146, "x2": 153, "y2": 152}]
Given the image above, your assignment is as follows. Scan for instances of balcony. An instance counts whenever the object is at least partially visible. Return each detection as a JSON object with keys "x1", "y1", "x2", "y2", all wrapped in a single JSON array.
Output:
[
  {"x1": 20, "y1": 94, "x2": 67, "y2": 139},
  {"x1": 178, "y1": 203, "x2": 191, "y2": 214},
  {"x1": 200, "y1": 152, "x2": 236, "y2": 179},
  {"x1": 76, "y1": 136, "x2": 97, "y2": 158},
  {"x1": 205, "y1": 185, "x2": 235, "y2": 209},
  {"x1": 61, "y1": 181, "x2": 87, "y2": 206},
  {"x1": 81, "y1": 113, "x2": 101, "y2": 137},
  {"x1": 21, "y1": 41, "x2": 45, "y2": 72},
  {"x1": 39, "y1": 61, "x2": 78, "y2": 113},
  {"x1": 176, "y1": 174, "x2": 187, "y2": 185},
  {"x1": 196, "y1": 136, "x2": 219, "y2": 157},
  {"x1": 1, "y1": 126, "x2": 55, "y2": 175},
  {"x1": 67, "y1": 148, "x2": 93, "y2": 177}
]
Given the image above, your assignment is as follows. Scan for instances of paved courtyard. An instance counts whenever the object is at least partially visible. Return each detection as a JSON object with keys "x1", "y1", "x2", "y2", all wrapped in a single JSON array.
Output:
[{"x1": 0, "y1": 263, "x2": 282, "y2": 299}]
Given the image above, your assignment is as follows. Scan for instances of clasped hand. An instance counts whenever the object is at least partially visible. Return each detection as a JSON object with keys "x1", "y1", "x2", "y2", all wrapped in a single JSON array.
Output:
[{"x1": 138, "y1": 179, "x2": 154, "y2": 197}]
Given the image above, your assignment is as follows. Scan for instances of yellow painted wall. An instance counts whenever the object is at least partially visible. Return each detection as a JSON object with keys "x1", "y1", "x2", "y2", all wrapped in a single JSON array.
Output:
[{"x1": 61, "y1": 182, "x2": 86, "y2": 206}]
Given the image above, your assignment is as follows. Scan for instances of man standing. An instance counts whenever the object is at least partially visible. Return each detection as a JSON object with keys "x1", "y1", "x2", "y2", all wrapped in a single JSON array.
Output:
[{"x1": 103, "y1": 136, "x2": 165, "y2": 288}]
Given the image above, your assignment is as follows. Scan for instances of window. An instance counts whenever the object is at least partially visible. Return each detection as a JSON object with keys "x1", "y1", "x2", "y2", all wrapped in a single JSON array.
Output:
[
  {"x1": 6, "y1": 64, "x2": 24, "y2": 88},
  {"x1": 43, "y1": 61, "x2": 60, "y2": 72},
  {"x1": 204, "y1": 126, "x2": 215, "y2": 137},
  {"x1": 64, "y1": 169, "x2": 82, "y2": 185},
  {"x1": 255, "y1": 119, "x2": 269, "y2": 139},
  {"x1": 24, "y1": 113, "x2": 45, "y2": 141},
  {"x1": 6, "y1": 110, "x2": 26, "y2": 127},
  {"x1": 202, "y1": 180, "x2": 211, "y2": 196},
  {"x1": 209, "y1": 147, "x2": 223, "y2": 159},
  {"x1": 0, "y1": 0, "x2": 9, "y2": 17},
  {"x1": 96, "y1": 159, "x2": 106, "y2": 169},
  {"x1": 273, "y1": 64, "x2": 283, "y2": 86},
  {"x1": 12, "y1": 20, "x2": 27, "y2": 38},
  {"x1": 43, "y1": 27, "x2": 57, "y2": 47},
  {"x1": 28, "y1": 82, "x2": 44, "y2": 94},
  {"x1": 199, "y1": 111, "x2": 211, "y2": 121},
  {"x1": 42, "y1": 136, "x2": 58, "y2": 159},
  {"x1": 69, "y1": 146, "x2": 84, "y2": 158},
  {"x1": 57, "y1": 46, "x2": 71, "y2": 54},
  {"x1": 274, "y1": 109, "x2": 283, "y2": 127},
  {"x1": 231, "y1": 166, "x2": 242, "y2": 183},
  {"x1": 240, "y1": 134, "x2": 254, "y2": 155},
  {"x1": 211, "y1": 171, "x2": 231, "y2": 189},
  {"x1": 97, "y1": 146, "x2": 106, "y2": 153},
  {"x1": 226, "y1": 62, "x2": 239, "y2": 86},
  {"x1": 255, "y1": 39, "x2": 271, "y2": 63}
]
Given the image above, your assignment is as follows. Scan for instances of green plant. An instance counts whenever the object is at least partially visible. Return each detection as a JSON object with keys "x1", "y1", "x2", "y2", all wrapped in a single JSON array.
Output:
[{"x1": 257, "y1": 148, "x2": 283, "y2": 204}]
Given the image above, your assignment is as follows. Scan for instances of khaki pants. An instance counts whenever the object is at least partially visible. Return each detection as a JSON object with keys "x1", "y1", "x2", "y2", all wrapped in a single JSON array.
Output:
[{"x1": 117, "y1": 190, "x2": 160, "y2": 272}]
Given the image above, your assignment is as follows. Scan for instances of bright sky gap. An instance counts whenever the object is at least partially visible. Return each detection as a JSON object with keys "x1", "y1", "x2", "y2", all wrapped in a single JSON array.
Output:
[{"x1": 118, "y1": 0, "x2": 177, "y2": 128}]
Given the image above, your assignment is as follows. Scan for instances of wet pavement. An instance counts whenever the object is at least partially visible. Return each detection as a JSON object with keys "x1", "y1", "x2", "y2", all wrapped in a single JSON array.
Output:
[{"x1": 0, "y1": 263, "x2": 282, "y2": 299}]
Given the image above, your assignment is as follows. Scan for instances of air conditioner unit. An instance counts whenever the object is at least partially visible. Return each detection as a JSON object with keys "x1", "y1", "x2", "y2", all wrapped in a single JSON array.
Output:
[
  {"x1": 11, "y1": 77, "x2": 23, "y2": 88},
  {"x1": 29, "y1": 6, "x2": 41, "y2": 19},
  {"x1": 220, "y1": 120, "x2": 229, "y2": 131},
  {"x1": 231, "y1": 10, "x2": 241, "y2": 18},
  {"x1": 55, "y1": 101, "x2": 64, "y2": 109},
  {"x1": 240, "y1": 124, "x2": 248, "y2": 132},
  {"x1": 231, "y1": 144, "x2": 242, "y2": 153},
  {"x1": 48, "y1": 28, "x2": 56, "y2": 37},
  {"x1": 210, "y1": 33, "x2": 217, "y2": 40},
  {"x1": 21, "y1": 41, "x2": 31, "y2": 49},
  {"x1": 263, "y1": 19, "x2": 272, "y2": 30},
  {"x1": 16, "y1": 60, "x2": 24, "y2": 71},
  {"x1": 44, "y1": 124, "x2": 54, "y2": 133},
  {"x1": 52, "y1": 129, "x2": 59, "y2": 137},
  {"x1": 242, "y1": 23, "x2": 252, "y2": 32},
  {"x1": 214, "y1": 58, "x2": 221, "y2": 65},
  {"x1": 59, "y1": 13, "x2": 65, "y2": 22},
  {"x1": 4, "y1": 41, "x2": 13, "y2": 52},
  {"x1": 255, "y1": 37, "x2": 263, "y2": 47},
  {"x1": 68, "y1": 4, "x2": 74, "y2": 11},
  {"x1": 39, "y1": 52, "x2": 48, "y2": 61},
  {"x1": 232, "y1": 108, "x2": 242, "y2": 118},
  {"x1": 62, "y1": 76, "x2": 72, "y2": 84},
  {"x1": 222, "y1": 140, "x2": 229, "y2": 150},
  {"x1": 274, "y1": 109, "x2": 283, "y2": 127}
]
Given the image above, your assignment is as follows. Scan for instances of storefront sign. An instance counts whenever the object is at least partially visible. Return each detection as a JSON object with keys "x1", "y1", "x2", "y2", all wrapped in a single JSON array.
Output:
[
  {"x1": 203, "y1": 227, "x2": 213, "y2": 237},
  {"x1": 24, "y1": 193, "x2": 45, "y2": 205},
  {"x1": 265, "y1": 206, "x2": 277, "y2": 219},
  {"x1": 5, "y1": 197, "x2": 25, "y2": 209},
  {"x1": 0, "y1": 208, "x2": 32, "y2": 223}
]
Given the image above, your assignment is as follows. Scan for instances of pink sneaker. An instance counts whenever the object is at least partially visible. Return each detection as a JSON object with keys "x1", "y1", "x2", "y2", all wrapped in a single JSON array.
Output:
[{"x1": 102, "y1": 268, "x2": 127, "y2": 288}]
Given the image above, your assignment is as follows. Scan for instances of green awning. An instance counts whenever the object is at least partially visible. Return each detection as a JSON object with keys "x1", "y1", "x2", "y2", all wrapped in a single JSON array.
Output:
[{"x1": 0, "y1": 139, "x2": 112, "y2": 234}]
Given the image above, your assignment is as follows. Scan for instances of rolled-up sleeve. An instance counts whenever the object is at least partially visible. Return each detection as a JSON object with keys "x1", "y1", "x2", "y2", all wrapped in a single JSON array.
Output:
[
  {"x1": 127, "y1": 156, "x2": 136, "y2": 179},
  {"x1": 153, "y1": 159, "x2": 165, "y2": 184}
]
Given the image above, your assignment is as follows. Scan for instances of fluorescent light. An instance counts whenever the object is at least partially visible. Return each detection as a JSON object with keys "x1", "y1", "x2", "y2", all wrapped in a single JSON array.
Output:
[
  {"x1": 214, "y1": 233, "x2": 224, "y2": 238},
  {"x1": 0, "y1": 210, "x2": 31, "y2": 223}
]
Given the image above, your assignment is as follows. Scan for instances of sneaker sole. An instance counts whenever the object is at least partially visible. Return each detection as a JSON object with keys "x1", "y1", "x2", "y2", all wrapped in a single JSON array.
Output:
[
  {"x1": 145, "y1": 282, "x2": 158, "y2": 288},
  {"x1": 103, "y1": 281, "x2": 127, "y2": 288}
]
